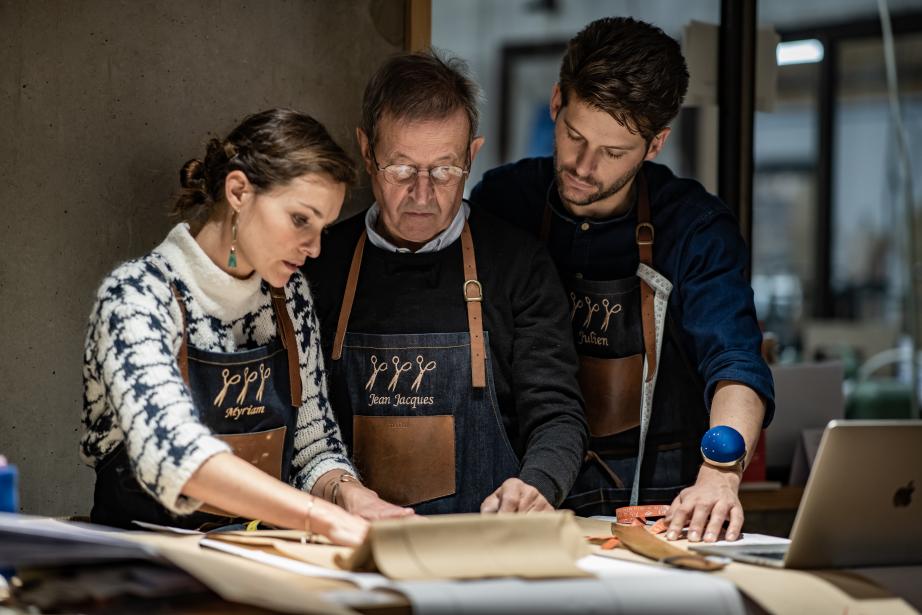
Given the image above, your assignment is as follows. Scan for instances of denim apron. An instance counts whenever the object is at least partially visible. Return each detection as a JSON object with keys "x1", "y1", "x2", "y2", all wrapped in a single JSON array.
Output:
[
  {"x1": 329, "y1": 223, "x2": 520, "y2": 514},
  {"x1": 554, "y1": 175, "x2": 707, "y2": 516},
  {"x1": 91, "y1": 285, "x2": 301, "y2": 530}
]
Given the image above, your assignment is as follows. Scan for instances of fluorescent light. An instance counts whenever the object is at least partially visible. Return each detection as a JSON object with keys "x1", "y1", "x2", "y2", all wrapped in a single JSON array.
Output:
[{"x1": 776, "y1": 39, "x2": 824, "y2": 66}]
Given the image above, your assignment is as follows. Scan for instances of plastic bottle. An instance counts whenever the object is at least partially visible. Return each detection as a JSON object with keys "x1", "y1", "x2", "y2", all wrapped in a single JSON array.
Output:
[{"x1": 0, "y1": 456, "x2": 17, "y2": 513}]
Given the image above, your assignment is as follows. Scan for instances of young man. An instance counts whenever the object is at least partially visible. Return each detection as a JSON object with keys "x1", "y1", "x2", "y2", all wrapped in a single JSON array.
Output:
[
  {"x1": 304, "y1": 51, "x2": 587, "y2": 514},
  {"x1": 471, "y1": 17, "x2": 774, "y2": 543}
]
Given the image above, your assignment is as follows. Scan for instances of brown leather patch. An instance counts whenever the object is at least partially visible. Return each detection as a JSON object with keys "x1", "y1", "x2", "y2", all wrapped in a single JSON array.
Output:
[
  {"x1": 353, "y1": 415, "x2": 456, "y2": 506},
  {"x1": 199, "y1": 426, "x2": 286, "y2": 517},
  {"x1": 579, "y1": 354, "x2": 643, "y2": 437}
]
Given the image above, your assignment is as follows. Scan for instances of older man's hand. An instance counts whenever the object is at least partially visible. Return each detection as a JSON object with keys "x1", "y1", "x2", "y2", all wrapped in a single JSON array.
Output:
[{"x1": 480, "y1": 478, "x2": 553, "y2": 513}]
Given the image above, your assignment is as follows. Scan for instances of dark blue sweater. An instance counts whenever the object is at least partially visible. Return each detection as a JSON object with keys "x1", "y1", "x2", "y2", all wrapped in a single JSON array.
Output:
[{"x1": 470, "y1": 158, "x2": 774, "y2": 425}]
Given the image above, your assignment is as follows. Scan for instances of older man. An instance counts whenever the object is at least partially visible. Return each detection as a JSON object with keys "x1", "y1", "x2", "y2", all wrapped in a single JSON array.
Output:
[{"x1": 304, "y1": 51, "x2": 587, "y2": 514}]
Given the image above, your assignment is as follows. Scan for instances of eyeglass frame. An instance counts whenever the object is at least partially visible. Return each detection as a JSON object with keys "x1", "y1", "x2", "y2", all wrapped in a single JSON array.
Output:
[{"x1": 369, "y1": 142, "x2": 473, "y2": 187}]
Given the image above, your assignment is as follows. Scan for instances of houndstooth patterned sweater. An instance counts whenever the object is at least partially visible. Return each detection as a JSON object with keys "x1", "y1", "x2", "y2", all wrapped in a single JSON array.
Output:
[{"x1": 80, "y1": 224, "x2": 354, "y2": 514}]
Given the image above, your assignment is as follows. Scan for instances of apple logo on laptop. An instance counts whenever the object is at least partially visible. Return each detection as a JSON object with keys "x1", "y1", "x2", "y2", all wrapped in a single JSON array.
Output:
[{"x1": 893, "y1": 480, "x2": 915, "y2": 507}]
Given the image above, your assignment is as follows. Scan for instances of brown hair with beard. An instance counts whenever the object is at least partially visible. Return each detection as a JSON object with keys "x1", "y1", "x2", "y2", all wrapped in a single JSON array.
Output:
[
  {"x1": 172, "y1": 108, "x2": 356, "y2": 234},
  {"x1": 558, "y1": 17, "x2": 688, "y2": 142}
]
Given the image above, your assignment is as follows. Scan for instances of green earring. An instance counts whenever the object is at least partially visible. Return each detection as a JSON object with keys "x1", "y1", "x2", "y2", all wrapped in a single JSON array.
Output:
[{"x1": 228, "y1": 212, "x2": 238, "y2": 268}]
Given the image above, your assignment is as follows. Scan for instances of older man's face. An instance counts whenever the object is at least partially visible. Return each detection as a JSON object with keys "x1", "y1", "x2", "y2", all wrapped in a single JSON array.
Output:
[{"x1": 358, "y1": 109, "x2": 483, "y2": 250}]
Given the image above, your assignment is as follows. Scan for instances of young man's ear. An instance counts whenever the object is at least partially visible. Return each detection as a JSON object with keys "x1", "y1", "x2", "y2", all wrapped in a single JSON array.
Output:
[
  {"x1": 224, "y1": 170, "x2": 251, "y2": 212},
  {"x1": 549, "y1": 83, "x2": 563, "y2": 122},
  {"x1": 644, "y1": 128, "x2": 672, "y2": 161},
  {"x1": 355, "y1": 127, "x2": 375, "y2": 176}
]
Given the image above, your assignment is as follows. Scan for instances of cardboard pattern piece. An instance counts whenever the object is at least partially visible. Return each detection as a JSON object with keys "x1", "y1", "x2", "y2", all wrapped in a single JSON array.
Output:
[{"x1": 339, "y1": 511, "x2": 592, "y2": 580}]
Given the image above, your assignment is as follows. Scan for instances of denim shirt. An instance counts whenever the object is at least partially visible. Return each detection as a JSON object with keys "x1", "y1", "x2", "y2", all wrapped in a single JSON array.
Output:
[{"x1": 470, "y1": 157, "x2": 774, "y2": 425}]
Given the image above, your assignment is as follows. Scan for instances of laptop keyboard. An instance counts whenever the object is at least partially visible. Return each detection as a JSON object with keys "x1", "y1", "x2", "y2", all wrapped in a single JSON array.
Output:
[{"x1": 744, "y1": 550, "x2": 786, "y2": 560}]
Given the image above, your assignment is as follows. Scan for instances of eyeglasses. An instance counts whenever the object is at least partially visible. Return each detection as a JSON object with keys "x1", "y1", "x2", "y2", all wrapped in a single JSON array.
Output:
[{"x1": 371, "y1": 148, "x2": 470, "y2": 187}]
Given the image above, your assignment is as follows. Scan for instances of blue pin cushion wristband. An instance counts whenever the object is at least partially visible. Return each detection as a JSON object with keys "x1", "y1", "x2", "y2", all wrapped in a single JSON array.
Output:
[{"x1": 700, "y1": 426, "x2": 747, "y2": 470}]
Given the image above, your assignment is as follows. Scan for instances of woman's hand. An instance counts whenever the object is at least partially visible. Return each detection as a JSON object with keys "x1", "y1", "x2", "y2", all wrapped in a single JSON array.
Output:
[
  {"x1": 307, "y1": 497, "x2": 370, "y2": 546},
  {"x1": 338, "y1": 482, "x2": 415, "y2": 520}
]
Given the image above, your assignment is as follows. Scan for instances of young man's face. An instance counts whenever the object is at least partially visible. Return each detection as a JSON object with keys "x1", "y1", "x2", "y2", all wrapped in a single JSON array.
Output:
[{"x1": 550, "y1": 85, "x2": 669, "y2": 218}]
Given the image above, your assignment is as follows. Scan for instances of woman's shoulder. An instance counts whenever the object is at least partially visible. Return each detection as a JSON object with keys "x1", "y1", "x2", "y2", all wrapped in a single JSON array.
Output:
[{"x1": 93, "y1": 251, "x2": 176, "y2": 312}]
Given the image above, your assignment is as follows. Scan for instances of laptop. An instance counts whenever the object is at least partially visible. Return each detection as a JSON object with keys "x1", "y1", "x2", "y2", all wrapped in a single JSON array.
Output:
[{"x1": 691, "y1": 420, "x2": 922, "y2": 568}]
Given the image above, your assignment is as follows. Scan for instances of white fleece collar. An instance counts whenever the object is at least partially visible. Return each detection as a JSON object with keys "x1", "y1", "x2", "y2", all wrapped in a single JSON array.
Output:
[{"x1": 154, "y1": 224, "x2": 265, "y2": 321}]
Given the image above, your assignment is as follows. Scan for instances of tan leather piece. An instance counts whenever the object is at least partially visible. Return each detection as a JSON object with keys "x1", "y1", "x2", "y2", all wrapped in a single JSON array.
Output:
[
  {"x1": 269, "y1": 287, "x2": 301, "y2": 407},
  {"x1": 353, "y1": 415, "x2": 456, "y2": 506},
  {"x1": 612, "y1": 524, "x2": 725, "y2": 572},
  {"x1": 579, "y1": 353, "x2": 643, "y2": 437},
  {"x1": 199, "y1": 426, "x2": 287, "y2": 516},
  {"x1": 332, "y1": 232, "x2": 366, "y2": 361},
  {"x1": 460, "y1": 223, "x2": 486, "y2": 389}
]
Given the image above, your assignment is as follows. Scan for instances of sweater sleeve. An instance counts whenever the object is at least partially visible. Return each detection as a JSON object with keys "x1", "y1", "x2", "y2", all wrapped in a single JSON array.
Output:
[
  {"x1": 509, "y1": 245, "x2": 589, "y2": 506},
  {"x1": 676, "y1": 212, "x2": 775, "y2": 425},
  {"x1": 287, "y1": 274, "x2": 355, "y2": 491},
  {"x1": 83, "y1": 262, "x2": 231, "y2": 514}
]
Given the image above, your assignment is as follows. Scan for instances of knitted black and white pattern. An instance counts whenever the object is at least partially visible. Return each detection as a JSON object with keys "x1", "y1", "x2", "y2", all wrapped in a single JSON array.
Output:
[{"x1": 80, "y1": 224, "x2": 353, "y2": 514}]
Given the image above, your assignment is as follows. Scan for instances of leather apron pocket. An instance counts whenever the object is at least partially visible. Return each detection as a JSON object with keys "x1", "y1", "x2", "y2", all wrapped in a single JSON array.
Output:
[
  {"x1": 199, "y1": 426, "x2": 286, "y2": 516},
  {"x1": 579, "y1": 353, "x2": 643, "y2": 437},
  {"x1": 353, "y1": 414, "x2": 456, "y2": 506}
]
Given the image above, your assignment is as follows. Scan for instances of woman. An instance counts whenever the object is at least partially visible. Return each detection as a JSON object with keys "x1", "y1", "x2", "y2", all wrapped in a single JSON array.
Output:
[{"x1": 80, "y1": 108, "x2": 411, "y2": 545}]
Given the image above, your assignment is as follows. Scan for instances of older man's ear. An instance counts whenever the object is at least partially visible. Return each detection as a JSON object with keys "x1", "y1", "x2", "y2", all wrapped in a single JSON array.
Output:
[
  {"x1": 355, "y1": 127, "x2": 376, "y2": 176},
  {"x1": 468, "y1": 135, "x2": 486, "y2": 167}
]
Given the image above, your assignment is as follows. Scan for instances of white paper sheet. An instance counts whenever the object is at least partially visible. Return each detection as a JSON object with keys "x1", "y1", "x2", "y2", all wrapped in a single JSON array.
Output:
[
  {"x1": 198, "y1": 538, "x2": 393, "y2": 591},
  {"x1": 393, "y1": 555, "x2": 745, "y2": 615}
]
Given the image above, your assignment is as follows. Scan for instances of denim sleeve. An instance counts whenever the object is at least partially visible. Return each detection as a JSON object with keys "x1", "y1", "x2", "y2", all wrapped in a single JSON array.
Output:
[{"x1": 675, "y1": 211, "x2": 775, "y2": 426}]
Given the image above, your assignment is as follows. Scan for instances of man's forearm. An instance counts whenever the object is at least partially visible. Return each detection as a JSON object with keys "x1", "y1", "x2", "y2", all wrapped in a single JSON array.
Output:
[{"x1": 709, "y1": 381, "x2": 765, "y2": 469}]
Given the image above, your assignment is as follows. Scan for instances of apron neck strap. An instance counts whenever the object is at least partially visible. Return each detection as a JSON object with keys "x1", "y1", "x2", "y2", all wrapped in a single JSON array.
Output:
[
  {"x1": 331, "y1": 222, "x2": 487, "y2": 389},
  {"x1": 460, "y1": 222, "x2": 487, "y2": 389},
  {"x1": 634, "y1": 172, "x2": 658, "y2": 382},
  {"x1": 269, "y1": 286, "x2": 302, "y2": 407},
  {"x1": 171, "y1": 285, "x2": 191, "y2": 386},
  {"x1": 171, "y1": 284, "x2": 302, "y2": 407}
]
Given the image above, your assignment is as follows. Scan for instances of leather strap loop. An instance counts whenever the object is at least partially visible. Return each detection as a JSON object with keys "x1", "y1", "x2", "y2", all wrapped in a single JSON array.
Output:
[{"x1": 332, "y1": 232, "x2": 366, "y2": 361}]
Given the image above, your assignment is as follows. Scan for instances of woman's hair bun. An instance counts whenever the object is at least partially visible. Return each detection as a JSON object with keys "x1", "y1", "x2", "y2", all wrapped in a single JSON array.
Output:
[{"x1": 180, "y1": 158, "x2": 206, "y2": 190}]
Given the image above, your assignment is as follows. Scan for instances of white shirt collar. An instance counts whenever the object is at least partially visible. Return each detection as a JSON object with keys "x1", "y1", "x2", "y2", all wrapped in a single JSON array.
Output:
[{"x1": 364, "y1": 201, "x2": 470, "y2": 253}]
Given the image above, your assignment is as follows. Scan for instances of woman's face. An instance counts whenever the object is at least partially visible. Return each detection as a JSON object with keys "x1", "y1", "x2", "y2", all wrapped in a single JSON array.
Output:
[{"x1": 232, "y1": 172, "x2": 345, "y2": 287}]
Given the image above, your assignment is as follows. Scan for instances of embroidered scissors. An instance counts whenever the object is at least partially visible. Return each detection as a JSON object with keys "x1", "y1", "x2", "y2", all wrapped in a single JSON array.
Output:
[
  {"x1": 387, "y1": 356, "x2": 413, "y2": 391},
  {"x1": 570, "y1": 292, "x2": 584, "y2": 322},
  {"x1": 214, "y1": 368, "x2": 242, "y2": 406},
  {"x1": 410, "y1": 355, "x2": 437, "y2": 392},
  {"x1": 600, "y1": 299, "x2": 623, "y2": 332},
  {"x1": 365, "y1": 355, "x2": 388, "y2": 391},
  {"x1": 582, "y1": 296, "x2": 600, "y2": 329},
  {"x1": 255, "y1": 363, "x2": 271, "y2": 402},
  {"x1": 236, "y1": 366, "x2": 259, "y2": 404}
]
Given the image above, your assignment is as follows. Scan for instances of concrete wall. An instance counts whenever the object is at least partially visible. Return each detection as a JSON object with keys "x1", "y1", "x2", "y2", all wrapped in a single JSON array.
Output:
[{"x1": 0, "y1": 0, "x2": 404, "y2": 516}]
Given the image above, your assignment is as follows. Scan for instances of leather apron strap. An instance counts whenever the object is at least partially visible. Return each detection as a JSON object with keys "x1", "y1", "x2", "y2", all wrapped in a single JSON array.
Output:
[
  {"x1": 330, "y1": 223, "x2": 487, "y2": 389},
  {"x1": 635, "y1": 173, "x2": 658, "y2": 382},
  {"x1": 172, "y1": 284, "x2": 302, "y2": 407}
]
